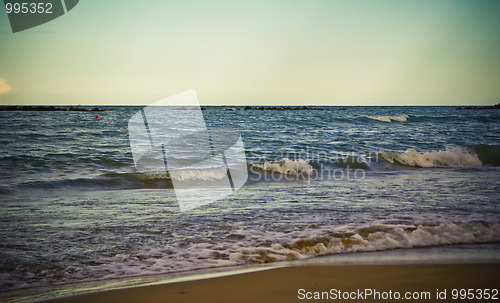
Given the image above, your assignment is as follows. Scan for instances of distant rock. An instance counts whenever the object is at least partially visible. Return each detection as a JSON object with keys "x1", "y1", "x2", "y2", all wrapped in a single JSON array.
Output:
[
  {"x1": 69, "y1": 107, "x2": 88, "y2": 112},
  {"x1": 459, "y1": 103, "x2": 500, "y2": 110},
  {"x1": 0, "y1": 106, "x2": 108, "y2": 112},
  {"x1": 230, "y1": 106, "x2": 326, "y2": 111}
]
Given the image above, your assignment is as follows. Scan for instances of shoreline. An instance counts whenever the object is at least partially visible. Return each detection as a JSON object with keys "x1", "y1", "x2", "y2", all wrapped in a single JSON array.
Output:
[
  {"x1": 42, "y1": 263, "x2": 500, "y2": 303},
  {"x1": 4, "y1": 244, "x2": 500, "y2": 302}
]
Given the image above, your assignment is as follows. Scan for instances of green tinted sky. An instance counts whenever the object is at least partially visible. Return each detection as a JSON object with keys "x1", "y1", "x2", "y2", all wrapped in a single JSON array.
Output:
[{"x1": 0, "y1": 0, "x2": 499, "y2": 105}]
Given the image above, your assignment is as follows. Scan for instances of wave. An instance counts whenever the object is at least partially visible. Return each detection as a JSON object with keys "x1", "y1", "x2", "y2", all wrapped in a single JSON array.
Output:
[
  {"x1": 106, "y1": 221, "x2": 500, "y2": 268},
  {"x1": 376, "y1": 147, "x2": 482, "y2": 168},
  {"x1": 366, "y1": 115, "x2": 408, "y2": 122},
  {"x1": 10, "y1": 174, "x2": 173, "y2": 191},
  {"x1": 9, "y1": 169, "x2": 230, "y2": 192},
  {"x1": 2, "y1": 220, "x2": 498, "y2": 291},
  {"x1": 3, "y1": 146, "x2": 497, "y2": 194},
  {"x1": 5, "y1": 158, "x2": 366, "y2": 192},
  {"x1": 169, "y1": 167, "x2": 229, "y2": 182},
  {"x1": 248, "y1": 147, "x2": 491, "y2": 179},
  {"x1": 250, "y1": 158, "x2": 313, "y2": 176},
  {"x1": 281, "y1": 221, "x2": 500, "y2": 256}
]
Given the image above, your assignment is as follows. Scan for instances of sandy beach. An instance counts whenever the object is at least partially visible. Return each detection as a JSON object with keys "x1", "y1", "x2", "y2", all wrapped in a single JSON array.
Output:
[
  {"x1": 43, "y1": 263, "x2": 500, "y2": 303},
  {"x1": 2, "y1": 0, "x2": 500, "y2": 302}
]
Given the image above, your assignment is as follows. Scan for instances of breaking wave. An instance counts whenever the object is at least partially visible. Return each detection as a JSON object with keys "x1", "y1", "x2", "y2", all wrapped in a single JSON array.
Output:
[
  {"x1": 2, "y1": 219, "x2": 499, "y2": 290},
  {"x1": 250, "y1": 158, "x2": 314, "y2": 176},
  {"x1": 4, "y1": 146, "x2": 498, "y2": 194},
  {"x1": 377, "y1": 147, "x2": 482, "y2": 168},
  {"x1": 169, "y1": 167, "x2": 229, "y2": 181}
]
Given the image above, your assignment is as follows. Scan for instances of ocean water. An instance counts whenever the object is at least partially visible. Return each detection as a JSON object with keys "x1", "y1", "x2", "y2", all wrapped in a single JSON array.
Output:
[{"x1": 0, "y1": 106, "x2": 499, "y2": 295}]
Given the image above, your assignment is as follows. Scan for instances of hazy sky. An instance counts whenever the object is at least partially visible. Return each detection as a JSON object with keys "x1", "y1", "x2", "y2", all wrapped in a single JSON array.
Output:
[{"x1": 1, "y1": 0, "x2": 499, "y2": 106}]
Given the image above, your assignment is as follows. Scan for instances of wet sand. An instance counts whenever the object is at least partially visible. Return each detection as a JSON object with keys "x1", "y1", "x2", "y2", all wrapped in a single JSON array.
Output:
[{"x1": 44, "y1": 263, "x2": 500, "y2": 303}]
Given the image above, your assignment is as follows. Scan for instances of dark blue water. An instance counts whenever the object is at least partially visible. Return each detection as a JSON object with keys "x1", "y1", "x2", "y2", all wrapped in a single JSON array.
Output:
[{"x1": 0, "y1": 106, "x2": 499, "y2": 293}]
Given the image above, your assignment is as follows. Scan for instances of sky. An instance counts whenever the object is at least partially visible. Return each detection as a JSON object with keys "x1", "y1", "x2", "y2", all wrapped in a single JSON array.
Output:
[{"x1": 0, "y1": 0, "x2": 499, "y2": 106}]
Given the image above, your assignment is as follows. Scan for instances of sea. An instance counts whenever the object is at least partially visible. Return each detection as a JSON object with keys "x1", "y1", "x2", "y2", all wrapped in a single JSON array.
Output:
[{"x1": 0, "y1": 106, "x2": 499, "y2": 300}]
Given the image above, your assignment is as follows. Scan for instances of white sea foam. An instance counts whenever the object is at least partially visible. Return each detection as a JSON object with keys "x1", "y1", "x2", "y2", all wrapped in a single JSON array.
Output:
[
  {"x1": 366, "y1": 115, "x2": 408, "y2": 122},
  {"x1": 169, "y1": 167, "x2": 229, "y2": 181},
  {"x1": 377, "y1": 147, "x2": 482, "y2": 168},
  {"x1": 251, "y1": 158, "x2": 313, "y2": 176},
  {"x1": 3, "y1": 218, "x2": 498, "y2": 291}
]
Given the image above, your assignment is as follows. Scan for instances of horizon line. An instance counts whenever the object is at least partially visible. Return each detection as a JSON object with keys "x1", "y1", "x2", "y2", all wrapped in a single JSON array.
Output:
[{"x1": 1, "y1": 104, "x2": 499, "y2": 107}]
